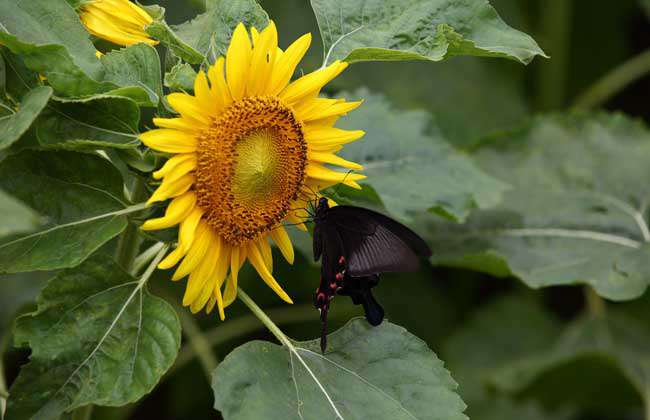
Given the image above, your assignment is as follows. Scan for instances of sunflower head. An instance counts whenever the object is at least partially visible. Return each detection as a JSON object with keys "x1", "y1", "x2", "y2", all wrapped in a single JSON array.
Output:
[
  {"x1": 79, "y1": 0, "x2": 158, "y2": 47},
  {"x1": 140, "y1": 21, "x2": 365, "y2": 319}
]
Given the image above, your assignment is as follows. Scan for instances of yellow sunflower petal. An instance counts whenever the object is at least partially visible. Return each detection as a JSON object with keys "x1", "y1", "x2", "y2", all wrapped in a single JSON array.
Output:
[
  {"x1": 167, "y1": 93, "x2": 211, "y2": 125},
  {"x1": 153, "y1": 154, "x2": 197, "y2": 180},
  {"x1": 259, "y1": 237, "x2": 273, "y2": 272},
  {"x1": 280, "y1": 60, "x2": 348, "y2": 104},
  {"x1": 158, "y1": 243, "x2": 186, "y2": 270},
  {"x1": 247, "y1": 241, "x2": 293, "y2": 304},
  {"x1": 286, "y1": 213, "x2": 308, "y2": 231},
  {"x1": 147, "y1": 174, "x2": 194, "y2": 204},
  {"x1": 248, "y1": 21, "x2": 277, "y2": 95},
  {"x1": 306, "y1": 164, "x2": 366, "y2": 190},
  {"x1": 194, "y1": 71, "x2": 217, "y2": 115},
  {"x1": 153, "y1": 117, "x2": 201, "y2": 133},
  {"x1": 299, "y1": 99, "x2": 363, "y2": 122},
  {"x1": 140, "y1": 129, "x2": 198, "y2": 154},
  {"x1": 268, "y1": 32, "x2": 311, "y2": 95},
  {"x1": 173, "y1": 222, "x2": 214, "y2": 281},
  {"x1": 226, "y1": 23, "x2": 252, "y2": 100},
  {"x1": 183, "y1": 233, "x2": 218, "y2": 306},
  {"x1": 304, "y1": 126, "x2": 365, "y2": 147},
  {"x1": 141, "y1": 192, "x2": 196, "y2": 231},
  {"x1": 308, "y1": 151, "x2": 364, "y2": 170},
  {"x1": 178, "y1": 208, "x2": 204, "y2": 253},
  {"x1": 208, "y1": 57, "x2": 232, "y2": 111},
  {"x1": 270, "y1": 226, "x2": 294, "y2": 264}
]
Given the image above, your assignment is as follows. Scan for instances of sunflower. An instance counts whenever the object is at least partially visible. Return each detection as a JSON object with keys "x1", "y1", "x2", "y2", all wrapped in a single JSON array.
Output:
[
  {"x1": 79, "y1": 0, "x2": 158, "y2": 47},
  {"x1": 140, "y1": 21, "x2": 365, "y2": 319}
]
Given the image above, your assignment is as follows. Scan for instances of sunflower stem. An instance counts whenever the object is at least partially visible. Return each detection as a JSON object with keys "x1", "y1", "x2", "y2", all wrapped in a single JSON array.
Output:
[
  {"x1": 131, "y1": 242, "x2": 166, "y2": 276},
  {"x1": 573, "y1": 48, "x2": 650, "y2": 110},
  {"x1": 115, "y1": 179, "x2": 147, "y2": 272},
  {"x1": 177, "y1": 309, "x2": 219, "y2": 381},
  {"x1": 237, "y1": 288, "x2": 294, "y2": 347}
]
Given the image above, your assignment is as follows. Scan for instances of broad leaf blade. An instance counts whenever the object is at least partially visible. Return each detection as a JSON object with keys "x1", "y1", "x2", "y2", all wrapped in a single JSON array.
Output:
[
  {"x1": 101, "y1": 44, "x2": 163, "y2": 107},
  {"x1": 164, "y1": 61, "x2": 196, "y2": 92},
  {"x1": 0, "y1": 0, "x2": 114, "y2": 96},
  {"x1": 337, "y1": 89, "x2": 509, "y2": 222},
  {"x1": 0, "y1": 150, "x2": 129, "y2": 273},
  {"x1": 426, "y1": 113, "x2": 650, "y2": 300},
  {"x1": 0, "y1": 85, "x2": 52, "y2": 150},
  {"x1": 213, "y1": 319, "x2": 466, "y2": 420},
  {"x1": 0, "y1": 189, "x2": 41, "y2": 237},
  {"x1": 310, "y1": 0, "x2": 547, "y2": 65},
  {"x1": 6, "y1": 256, "x2": 181, "y2": 420}
]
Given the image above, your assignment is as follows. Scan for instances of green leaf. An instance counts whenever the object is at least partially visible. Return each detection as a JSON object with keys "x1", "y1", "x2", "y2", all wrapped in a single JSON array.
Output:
[
  {"x1": 6, "y1": 255, "x2": 181, "y2": 420},
  {"x1": 310, "y1": 0, "x2": 547, "y2": 65},
  {"x1": 0, "y1": 86, "x2": 52, "y2": 150},
  {"x1": 488, "y1": 314, "x2": 649, "y2": 414},
  {"x1": 0, "y1": 150, "x2": 130, "y2": 273},
  {"x1": 0, "y1": 49, "x2": 41, "y2": 99},
  {"x1": 0, "y1": 189, "x2": 41, "y2": 238},
  {"x1": 337, "y1": 89, "x2": 509, "y2": 222},
  {"x1": 145, "y1": 21, "x2": 204, "y2": 65},
  {"x1": 28, "y1": 94, "x2": 140, "y2": 150},
  {"x1": 442, "y1": 296, "x2": 570, "y2": 420},
  {"x1": 164, "y1": 61, "x2": 197, "y2": 92},
  {"x1": 175, "y1": 0, "x2": 268, "y2": 61},
  {"x1": 426, "y1": 113, "x2": 650, "y2": 300},
  {"x1": 0, "y1": 0, "x2": 113, "y2": 97},
  {"x1": 213, "y1": 319, "x2": 467, "y2": 420},
  {"x1": 101, "y1": 44, "x2": 163, "y2": 107}
]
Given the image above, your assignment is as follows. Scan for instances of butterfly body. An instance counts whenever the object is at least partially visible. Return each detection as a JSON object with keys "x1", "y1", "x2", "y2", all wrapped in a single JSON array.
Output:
[{"x1": 311, "y1": 197, "x2": 431, "y2": 351}]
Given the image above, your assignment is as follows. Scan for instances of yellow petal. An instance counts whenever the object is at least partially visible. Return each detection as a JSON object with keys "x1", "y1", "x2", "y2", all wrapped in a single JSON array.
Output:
[
  {"x1": 299, "y1": 99, "x2": 363, "y2": 122},
  {"x1": 208, "y1": 57, "x2": 231, "y2": 111},
  {"x1": 147, "y1": 174, "x2": 194, "y2": 204},
  {"x1": 167, "y1": 93, "x2": 211, "y2": 125},
  {"x1": 268, "y1": 33, "x2": 311, "y2": 95},
  {"x1": 173, "y1": 222, "x2": 214, "y2": 281},
  {"x1": 280, "y1": 61, "x2": 348, "y2": 104},
  {"x1": 158, "y1": 243, "x2": 186, "y2": 270},
  {"x1": 248, "y1": 21, "x2": 278, "y2": 95},
  {"x1": 226, "y1": 23, "x2": 252, "y2": 100},
  {"x1": 140, "y1": 129, "x2": 198, "y2": 154},
  {"x1": 247, "y1": 241, "x2": 293, "y2": 304},
  {"x1": 179, "y1": 207, "x2": 204, "y2": 252},
  {"x1": 270, "y1": 226, "x2": 294, "y2": 264},
  {"x1": 285, "y1": 213, "x2": 307, "y2": 231},
  {"x1": 153, "y1": 117, "x2": 201, "y2": 133},
  {"x1": 304, "y1": 126, "x2": 365, "y2": 147},
  {"x1": 141, "y1": 192, "x2": 196, "y2": 231},
  {"x1": 153, "y1": 154, "x2": 197, "y2": 180},
  {"x1": 259, "y1": 237, "x2": 273, "y2": 272},
  {"x1": 194, "y1": 71, "x2": 217, "y2": 115},
  {"x1": 183, "y1": 234, "x2": 218, "y2": 306},
  {"x1": 306, "y1": 164, "x2": 366, "y2": 190},
  {"x1": 189, "y1": 237, "x2": 223, "y2": 312},
  {"x1": 308, "y1": 151, "x2": 364, "y2": 170},
  {"x1": 156, "y1": 156, "x2": 197, "y2": 185}
]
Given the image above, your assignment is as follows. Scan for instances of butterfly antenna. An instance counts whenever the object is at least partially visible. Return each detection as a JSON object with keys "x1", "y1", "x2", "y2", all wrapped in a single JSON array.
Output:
[{"x1": 332, "y1": 170, "x2": 355, "y2": 198}]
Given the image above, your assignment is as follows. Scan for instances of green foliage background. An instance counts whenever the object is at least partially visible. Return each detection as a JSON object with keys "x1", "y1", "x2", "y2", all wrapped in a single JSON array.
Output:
[{"x1": 1, "y1": 0, "x2": 650, "y2": 419}]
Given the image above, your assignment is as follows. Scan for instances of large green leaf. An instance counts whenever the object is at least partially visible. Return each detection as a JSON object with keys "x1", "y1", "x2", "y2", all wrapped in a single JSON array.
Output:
[
  {"x1": 101, "y1": 44, "x2": 163, "y2": 107},
  {"x1": 337, "y1": 89, "x2": 508, "y2": 222},
  {"x1": 488, "y1": 314, "x2": 649, "y2": 414},
  {"x1": 6, "y1": 255, "x2": 181, "y2": 420},
  {"x1": 164, "y1": 61, "x2": 196, "y2": 92},
  {"x1": 27, "y1": 94, "x2": 140, "y2": 150},
  {"x1": 0, "y1": 150, "x2": 131, "y2": 273},
  {"x1": 174, "y1": 0, "x2": 268, "y2": 61},
  {"x1": 0, "y1": 0, "x2": 113, "y2": 96},
  {"x1": 213, "y1": 319, "x2": 466, "y2": 420},
  {"x1": 310, "y1": 0, "x2": 546, "y2": 65},
  {"x1": 0, "y1": 86, "x2": 52, "y2": 150},
  {"x1": 426, "y1": 113, "x2": 650, "y2": 300},
  {"x1": 0, "y1": 189, "x2": 41, "y2": 238}
]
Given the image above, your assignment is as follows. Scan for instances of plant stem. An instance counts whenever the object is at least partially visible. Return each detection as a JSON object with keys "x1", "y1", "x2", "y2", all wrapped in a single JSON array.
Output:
[
  {"x1": 71, "y1": 405, "x2": 93, "y2": 420},
  {"x1": 177, "y1": 310, "x2": 219, "y2": 381},
  {"x1": 0, "y1": 329, "x2": 10, "y2": 418},
  {"x1": 573, "y1": 48, "x2": 650, "y2": 110},
  {"x1": 585, "y1": 286, "x2": 606, "y2": 317},
  {"x1": 115, "y1": 180, "x2": 147, "y2": 272},
  {"x1": 237, "y1": 288, "x2": 293, "y2": 347},
  {"x1": 131, "y1": 242, "x2": 165, "y2": 276},
  {"x1": 536, "y1": 0, "x2": 573, "y2": 110}
]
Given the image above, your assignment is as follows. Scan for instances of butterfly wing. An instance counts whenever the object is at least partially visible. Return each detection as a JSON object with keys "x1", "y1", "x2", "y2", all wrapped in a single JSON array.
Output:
[{"x1": 327, "y1": 206, "x2": 432, "y2": 277}]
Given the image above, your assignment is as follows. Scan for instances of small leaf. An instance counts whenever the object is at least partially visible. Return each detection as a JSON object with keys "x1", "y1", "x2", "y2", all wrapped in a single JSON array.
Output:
[
  {"x1": 174, "y1": 0, "x2": 268, "y2": 61},
  {"x1": 0, "y1": 150, "x2": 130, "y2": 273},
  {"x1": 28, "y1": 94, "x2": 140, "y2": 150},
  {"x1": 6, "y1": 255, "x2": 181, "y2": 420},
  {"x1": 0, "y1": 0, "x2": 114, "y2": 97},
  {"x1": 101, "y1": 44, "x2": 163, "y2": 107},
  {"x1": 213, "y1": 319, "x2": 466, "y2": 420},
  {"x1": 145, "y1": 21, "x2": 205, "y2": 65},
  {"x1": 310, "y1": 0, "x2": 547, "y2": 65},
  {"x1": 426, "y1": 113, "x2": 650, "y2": 300},
  {"x1": 337, "y1": 89, "x2": 509, "y2": 222},
  {"x1": 0, "y1": 85, "x2": 52, "y2": 150},
  {"x1": 0, "y1": 189, "x2": 41, "y2": 238},
  {"x1": 164, "y1": 61, "x2": 197, "y2": 92}
]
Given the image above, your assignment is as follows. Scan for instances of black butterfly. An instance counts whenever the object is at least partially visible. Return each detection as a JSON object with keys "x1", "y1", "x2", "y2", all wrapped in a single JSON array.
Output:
[{"x1": 311, "y1": 197, "x2": 432, "y2": 352}]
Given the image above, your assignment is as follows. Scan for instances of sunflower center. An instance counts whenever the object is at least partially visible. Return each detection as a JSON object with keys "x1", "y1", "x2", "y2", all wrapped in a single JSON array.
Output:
[{"x1": 195, "y1": 96, "x2": 307, "y2": 245}]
